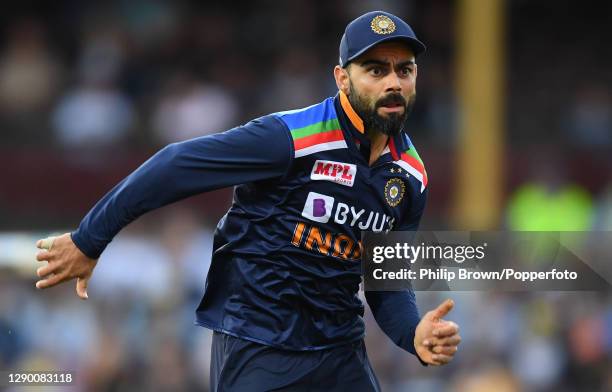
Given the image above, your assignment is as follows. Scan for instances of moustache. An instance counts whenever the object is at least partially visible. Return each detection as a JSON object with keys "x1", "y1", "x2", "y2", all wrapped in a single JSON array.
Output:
[{"x1": 375, "y1": 93, "x2": 407, "y2": 109}]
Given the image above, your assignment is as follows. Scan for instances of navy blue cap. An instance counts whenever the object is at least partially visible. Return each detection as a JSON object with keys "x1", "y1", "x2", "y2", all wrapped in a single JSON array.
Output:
[{"x1": 339, "y1": 11, "x2": 426, "y2": 67}]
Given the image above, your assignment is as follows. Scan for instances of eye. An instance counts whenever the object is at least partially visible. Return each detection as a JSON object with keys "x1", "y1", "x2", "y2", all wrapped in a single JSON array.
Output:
[
  {"x1": 369, "y1": 67, "x2": 383, "y2": 76},
  {"x1": 401, "y1": 67, "x2": 414, "y2": 76}
]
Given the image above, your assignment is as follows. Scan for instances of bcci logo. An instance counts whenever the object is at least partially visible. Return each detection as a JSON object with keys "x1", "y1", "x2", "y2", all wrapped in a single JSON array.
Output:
[
  {"x1": 371, "y1": 15, "x2": 396, "y2": 35},
  {"x1": 302, "y1": 192, "x2": 335, "y2": 223},
  {"x1": 384, "y1": 178, "x2": 405, "y2": 207}
]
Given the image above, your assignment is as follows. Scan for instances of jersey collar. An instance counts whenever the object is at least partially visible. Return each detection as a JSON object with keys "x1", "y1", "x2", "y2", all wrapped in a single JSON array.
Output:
[{"x1": 334, "y1": 91, "x2": 409, "y2": 162}]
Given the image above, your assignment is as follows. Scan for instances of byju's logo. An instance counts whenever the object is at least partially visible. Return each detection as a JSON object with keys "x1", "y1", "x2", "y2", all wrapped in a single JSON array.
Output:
[
  {"x1": 310, "y1": 160, "x2": 356, "y2": 187},
  {"x1": 302, "y1": 192, "x2": 335, "y2": 223}
]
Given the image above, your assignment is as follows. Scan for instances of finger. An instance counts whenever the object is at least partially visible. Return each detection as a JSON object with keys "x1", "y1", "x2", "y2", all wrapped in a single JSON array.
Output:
[
  {"x1": 433, "y1": 321, "x2": 459, "y2": 337},
  {"x1": 431, "y1": 353, "x2": 453, "y2": 365},
  {"x1": 36, "y1": 250, "x2": 53, "y2": 262},
  {"x1": 76, "y1": 277, "x2": 89, "y2": 300},
  {"x1": 430, "y1": 299, "x2": 454, "y2": 320},
  {"x1": 36, "y1": 262, "x2": 61, "y2": 278},
  {"x1": 425, "y1": 335, "x2": 462, "y2": 347},
  {"x1": 37, "y1": 237, "x2": 56, "y2": 251},
  {"x1": 432, "y1": 345, "x2": 458, "y2": 355},
  {"x1": 36, "y1": 272, "x2": 68, "y2": 290}
]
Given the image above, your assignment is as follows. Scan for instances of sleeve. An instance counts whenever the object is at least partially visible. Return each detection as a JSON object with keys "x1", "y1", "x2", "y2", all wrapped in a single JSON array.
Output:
[
  {"x1": 365, "y1": 290, "x2": 421, "y2": 356},
  {"x1": 365, "y1": 187, "x2": 428, "y2": 362},
  {"x1": 71, "y1": 115, "x2": 293, "y2": 259}
]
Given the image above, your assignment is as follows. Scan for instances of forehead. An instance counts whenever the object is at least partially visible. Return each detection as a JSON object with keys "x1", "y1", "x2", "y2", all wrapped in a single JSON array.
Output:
[{"x1": 356, "y1": 41, "x2": 415, "y2": 63}]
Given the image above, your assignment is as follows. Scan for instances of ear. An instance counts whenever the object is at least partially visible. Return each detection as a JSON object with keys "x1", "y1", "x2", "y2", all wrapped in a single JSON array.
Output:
[{"x1": 333, "y1": 65, "x2": 351, "y2": 95}]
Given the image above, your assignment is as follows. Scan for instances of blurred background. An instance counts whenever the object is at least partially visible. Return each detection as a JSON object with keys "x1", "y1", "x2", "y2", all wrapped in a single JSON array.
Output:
[{"x1": 0, "y1": 0, "x2": 611, "y2": 391}]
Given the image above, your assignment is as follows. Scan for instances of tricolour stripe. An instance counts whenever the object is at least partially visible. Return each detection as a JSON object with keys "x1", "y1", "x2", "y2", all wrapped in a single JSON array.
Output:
[
  {"x1": 396, "y1": 160, "x2": 426, "y2": 193},
  {"x1": 276, "y1": 98, "x2": 336, "y2": 130},
  {"x1": 276, "y1": 97, "x2": 349, "y2": 158},
  {"x1": 295, "y1": 140, "x2": 348, "y2": 158},
  {"x1": 401, "y1": 151, "x2": 426, "y2": 175},
  {"x1": 405, "y1": 147, "x2": 424, "y2": 167},
  {"x1": 290, "y1": 118, "x2": 341, "y2": 140},
  {"x1": 294, "y1": 129, "x2": 344, "y2": 151}
]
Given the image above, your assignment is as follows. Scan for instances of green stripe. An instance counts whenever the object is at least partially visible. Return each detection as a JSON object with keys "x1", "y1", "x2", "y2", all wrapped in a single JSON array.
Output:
[
  {"x1": 290, "y1": 118, "x2": 340, "y2": 140},
  {"x1": 405, "y1": 147, "x2": 423, "y2": 165}
]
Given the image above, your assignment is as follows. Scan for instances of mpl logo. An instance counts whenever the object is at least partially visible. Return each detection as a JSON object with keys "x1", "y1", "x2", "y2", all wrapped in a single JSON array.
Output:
[
  {"x1": 310, "y1": 160, "x2": 356, "y2": 187},
  {"x1": 302, "y1": 192, "x2": 335, "y2": 223}
]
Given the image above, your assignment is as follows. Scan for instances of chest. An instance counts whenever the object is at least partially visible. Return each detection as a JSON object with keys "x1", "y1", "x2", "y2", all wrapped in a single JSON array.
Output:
[{"x1": 284, "y1": 149, "x2": 415, "y2": 234}]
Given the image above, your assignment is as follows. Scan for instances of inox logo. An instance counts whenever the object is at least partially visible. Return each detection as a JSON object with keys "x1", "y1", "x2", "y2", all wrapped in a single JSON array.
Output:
[{"x1": 310, "y1": 160, "x2": 356, "y2": 187}]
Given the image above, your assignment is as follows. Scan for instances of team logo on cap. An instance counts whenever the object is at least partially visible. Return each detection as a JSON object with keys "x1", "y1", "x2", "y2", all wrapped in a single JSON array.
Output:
[
  {"x1": 371, "y1": 15, "x2": 396, "y2": 35},
  {"x1": 384, "y1": 178, "x2": 405, "y2": 207}
]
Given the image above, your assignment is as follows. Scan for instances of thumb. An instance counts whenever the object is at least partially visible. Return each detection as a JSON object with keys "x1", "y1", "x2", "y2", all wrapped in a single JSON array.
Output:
[
  {"x1": 76, "y1": 277, "x2": 89, "y2": 300},
  {"x1": 430, "y1": 299, "x2": 454, "y2": 321}
]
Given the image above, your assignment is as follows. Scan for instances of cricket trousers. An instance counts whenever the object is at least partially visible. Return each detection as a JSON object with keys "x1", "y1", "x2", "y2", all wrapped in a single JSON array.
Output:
[{"x1": 210, "y1": 331, "x2": 382, "y2": 392}]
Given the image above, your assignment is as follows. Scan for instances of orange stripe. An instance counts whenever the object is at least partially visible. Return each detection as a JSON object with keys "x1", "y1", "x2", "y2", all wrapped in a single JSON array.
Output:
[
  {"x1": 339, "y1": 91, "x2": 364, "y2": 133},
  {"x1": 294, "y1": 129, "x2": 344, "y2": 150}
]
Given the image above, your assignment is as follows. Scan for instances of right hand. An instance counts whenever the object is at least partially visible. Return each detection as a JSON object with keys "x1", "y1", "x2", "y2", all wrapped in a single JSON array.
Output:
[{"x1": 35, "y1": 233, "x2": 98, "y2": 299}]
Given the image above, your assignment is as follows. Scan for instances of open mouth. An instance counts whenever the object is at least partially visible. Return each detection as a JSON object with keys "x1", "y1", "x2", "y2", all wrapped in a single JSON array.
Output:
[
  {"x1": 379, "y1": 102, "x2": 405, "y2": 113},
  {"x1": 381, "y1": 102, "x2": 404, "y2": 108},
  {"x1": 377, "y1": 94, "x2": 406, "y2": 112}
]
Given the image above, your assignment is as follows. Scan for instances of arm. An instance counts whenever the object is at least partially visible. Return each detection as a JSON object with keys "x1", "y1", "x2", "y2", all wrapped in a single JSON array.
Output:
[
  {"x1": 366, "y1": 187, "x2": 461, "y2": 366},
  {"x1": 365, "y1": 289, "x2": 421, "y2": 356},
  {"x1": 35, "y1": 115, "x2": 293, "y2": 297},
  {"x1": 72, "y1": 115, "x2": 292, "y2": 259},
  {"x1": 365, "y1": 187, "x2": 426, "y2": 359}
]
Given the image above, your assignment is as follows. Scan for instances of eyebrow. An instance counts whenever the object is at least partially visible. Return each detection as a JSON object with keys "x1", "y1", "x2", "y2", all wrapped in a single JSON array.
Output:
[{"x1": 359, "y1": 59, "x2": 416, "y2": 68}]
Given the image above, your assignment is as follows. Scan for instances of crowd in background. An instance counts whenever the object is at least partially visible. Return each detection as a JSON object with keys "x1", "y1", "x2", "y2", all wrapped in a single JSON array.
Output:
[
  {"x1": 1, "y1": 0, "x2": 611, "y2": 391},
  {"x1": 1, "y1": 216, "x2": 611, "y2": 391}
]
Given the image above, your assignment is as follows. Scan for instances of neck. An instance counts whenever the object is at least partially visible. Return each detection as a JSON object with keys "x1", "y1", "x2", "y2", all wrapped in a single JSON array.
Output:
[{"x1": 365, "y1": 128, "x2": 389, "y2": 166}]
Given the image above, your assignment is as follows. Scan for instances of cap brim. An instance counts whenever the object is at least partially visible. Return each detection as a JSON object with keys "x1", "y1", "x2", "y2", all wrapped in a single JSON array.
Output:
[{"x1": 344, "y1": 35, "x2": 426, "y2": 67}]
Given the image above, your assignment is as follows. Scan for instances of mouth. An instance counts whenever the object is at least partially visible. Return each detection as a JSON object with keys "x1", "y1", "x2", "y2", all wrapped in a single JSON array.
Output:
[
  {"x1": 377, "y1": 95, "x2": 406, "y2": 114},
  {"x1": 378, "y1": 102, "x2": 405, "y2": 114}
]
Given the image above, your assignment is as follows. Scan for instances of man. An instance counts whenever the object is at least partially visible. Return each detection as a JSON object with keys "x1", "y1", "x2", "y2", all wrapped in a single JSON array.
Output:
[{"x1": 35, "y1": 11, "x2": 460, "y2": 391}]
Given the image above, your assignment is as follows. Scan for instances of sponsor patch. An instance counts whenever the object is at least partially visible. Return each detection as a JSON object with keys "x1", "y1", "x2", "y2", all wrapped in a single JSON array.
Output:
[
  {"x1": 302, "y1": 192, "x2": 335, "y2": 223},
  {"x1": 310, "y1": 160, "x2": 356, "y2": 187}
]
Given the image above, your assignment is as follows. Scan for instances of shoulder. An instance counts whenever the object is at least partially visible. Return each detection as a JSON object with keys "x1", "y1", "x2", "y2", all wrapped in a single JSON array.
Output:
[
  {"x1": 272, "y1": 97, "x2": 346, "y2": 158},
  {"x1": 273, "y1": 97, "x2": 337, "y2": 128},
  {"x1": 395, "y1": 133, "x2": 428, "y2": 194}
]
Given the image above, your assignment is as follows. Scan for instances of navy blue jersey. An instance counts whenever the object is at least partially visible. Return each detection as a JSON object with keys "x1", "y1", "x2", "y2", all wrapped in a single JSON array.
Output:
[{"x1": 72, "y1": 92, "x2": 428, "y2": 356}]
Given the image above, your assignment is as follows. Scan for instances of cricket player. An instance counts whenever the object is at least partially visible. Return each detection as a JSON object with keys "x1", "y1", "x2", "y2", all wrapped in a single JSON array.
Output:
[{"x1": 35, "y1": 11, "x2": 461, "y2": 391}]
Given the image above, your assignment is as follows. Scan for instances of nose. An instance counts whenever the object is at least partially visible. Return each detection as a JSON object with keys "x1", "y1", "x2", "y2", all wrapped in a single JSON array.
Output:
[{"x1": 384, "y1": 72, "x2": 402, "y2": 93}]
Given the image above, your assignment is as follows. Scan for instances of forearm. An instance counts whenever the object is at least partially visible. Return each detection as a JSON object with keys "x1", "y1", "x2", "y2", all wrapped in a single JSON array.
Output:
[{"x1": 365, "y1": 290, "x2": 421, "y2": 355}]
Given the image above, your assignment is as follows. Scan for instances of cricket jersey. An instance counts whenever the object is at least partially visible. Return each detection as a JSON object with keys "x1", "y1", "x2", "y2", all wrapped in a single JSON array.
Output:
[{"x1": 71, "y1": 91, "x2": 428, "y2": 356}]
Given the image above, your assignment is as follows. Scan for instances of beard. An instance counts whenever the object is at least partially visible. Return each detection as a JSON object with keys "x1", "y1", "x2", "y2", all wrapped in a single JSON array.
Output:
[{"x1": 347, "y1": 81, "x2": 415, "y2": 136}]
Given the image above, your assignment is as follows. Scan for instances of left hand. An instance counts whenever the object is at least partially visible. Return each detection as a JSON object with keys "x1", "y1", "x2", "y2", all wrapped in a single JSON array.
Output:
[{"x1": 414, "y1": 299, "x2": 461, "y2": 366}]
